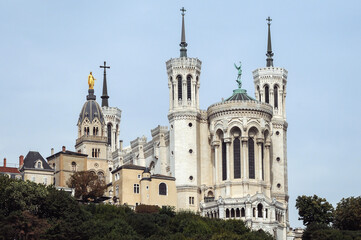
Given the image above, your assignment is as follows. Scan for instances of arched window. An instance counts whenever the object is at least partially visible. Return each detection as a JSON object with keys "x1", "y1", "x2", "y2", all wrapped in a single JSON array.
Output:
[
  {"x1": 107, "y1": 123, "x2": 112, "y2": 145},
  {"x1": 97, "y1": 171, "x2": 104, "y2": 181},
  {"x1": 236, "y1": 208, "x2": 240, "y2": 218},
  {"x1": 258, "y1": 204, "x2": 263, "y2": 218},
  {"x1": 274, "y1": 85, "x2": 278, "y2": 108},
  {"x1": 159, "y1": 183, "x2": 167, "y2": 195},
  {"x1": 187, "y1": 75, "x2": 192, "y2": 100},
  {"x1": 248, "y1": 137, "x2": 255, "y2": 179},
  {"x1": 177, "y1": 75, "x2": 182, "y2": 100},
  {"x1": 222, "y1": 140, "x2": 227, "y2": 181},
  {"x1": 226, "y1": 209, "x2": 230, "y2": 218},
  {"x1": 115, "y1": 185, "x2": 119, "y2": 196},
  {"x1": 233, "y1": 137, "x2": 241, "y2": 179},
  {"x1": 241, "y1": 208, "x2": 245, "y2": 217},
  {"x1": 93, "y1": 127, "x2": 95, "y2": 135},
  {"x1": 71, "y1": 162, "x2": 76, "y2": 172},
  {"x1": 231, "y1": 208, "x2": 235, "y2": 218},
  {"x1": 84, "y1": 127, "x2": 86, "y2": 136},
  {"x1": 264, "y1": 85, "x2": 269, "y2": 103},
  {"x1": 36, "y1": 161, "x2": 41, "y2": 169}
]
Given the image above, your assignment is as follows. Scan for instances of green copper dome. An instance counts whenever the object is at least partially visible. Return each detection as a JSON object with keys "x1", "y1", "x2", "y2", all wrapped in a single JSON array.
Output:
[{"x1": 225, "y1": 88, "x2": 256, "y2": 102}]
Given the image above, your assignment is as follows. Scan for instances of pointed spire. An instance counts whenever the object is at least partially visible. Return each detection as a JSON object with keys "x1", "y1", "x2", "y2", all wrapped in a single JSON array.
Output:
[
  {"x1": 100, "y1": 61, "x2": 110, "y2": 107},
  {"x1": 266, "y1": 16, "x2": 274, "y2": 67},
  {"x1": 179, "y1": 7, "x2": 188, "y2": 58}
]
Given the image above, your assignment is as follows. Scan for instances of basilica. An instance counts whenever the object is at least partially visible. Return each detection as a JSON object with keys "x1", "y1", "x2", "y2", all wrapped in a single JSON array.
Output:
[{"x1": 44, "y1": 11, "x2": 300, "y2": 240}]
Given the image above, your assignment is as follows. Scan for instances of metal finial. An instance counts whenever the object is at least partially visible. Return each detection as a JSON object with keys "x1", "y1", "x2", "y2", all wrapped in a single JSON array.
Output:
[
  {"x1": 266, "y1": 16, "x2": 274, "y2": 67},
  {"x1": 179, "y1": 7, "x2": 188, "y2": 57}
]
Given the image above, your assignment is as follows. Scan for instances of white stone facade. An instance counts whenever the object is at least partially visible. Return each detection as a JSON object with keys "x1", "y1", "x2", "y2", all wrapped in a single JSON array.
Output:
[{"x1": 110, "y1": 55, "x2": 291, "y2": 239}]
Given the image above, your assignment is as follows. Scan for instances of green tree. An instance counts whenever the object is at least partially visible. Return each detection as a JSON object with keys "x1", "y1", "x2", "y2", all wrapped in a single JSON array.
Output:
[
  {"x1": 296, "y1": 195, "x2": 334, "y2": 226},
  {"x1": 334, "y1": 196, "x2": 361, "y2": 231},
  {"x1": 67, "y1": 171, "x2": 106, "y2": 202}
]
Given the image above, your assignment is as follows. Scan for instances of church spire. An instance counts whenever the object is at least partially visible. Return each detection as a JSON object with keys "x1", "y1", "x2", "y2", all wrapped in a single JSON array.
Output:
[
  {"x1": 266, "y1": 16, "x2": 274, "y2": 67},
  {"x1": 179, "y1": 7, "x2": 188, "y2": 58},
  {"x1": 100, "y1": 61, "x2": 110, "y2": 107}
]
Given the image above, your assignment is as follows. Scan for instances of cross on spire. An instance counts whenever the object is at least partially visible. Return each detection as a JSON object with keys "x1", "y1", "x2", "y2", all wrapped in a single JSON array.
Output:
[
  {"x1": 266, "y1": 16, "x2": 272, "y2": 25},
  {"x1": 100, "y1": 61, "x2": 110, "y2": 107},
  {"x1": 180, "y1": 7, "x2": 186, "y2": 16}
]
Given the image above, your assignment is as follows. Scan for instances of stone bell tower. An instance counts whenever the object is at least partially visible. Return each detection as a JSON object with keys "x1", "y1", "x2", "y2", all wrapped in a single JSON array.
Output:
[
  {"x1": 253, "y1": 17, "x2": 289, "y2": 233},
  {"x1": 167, "y1": 8, "x2": 203, "y2": 211}
]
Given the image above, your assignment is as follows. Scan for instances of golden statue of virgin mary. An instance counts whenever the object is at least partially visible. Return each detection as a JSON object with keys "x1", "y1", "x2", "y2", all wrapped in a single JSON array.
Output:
[{"x1": 88, "y1": 72, "x2": 96, "y2": 89}]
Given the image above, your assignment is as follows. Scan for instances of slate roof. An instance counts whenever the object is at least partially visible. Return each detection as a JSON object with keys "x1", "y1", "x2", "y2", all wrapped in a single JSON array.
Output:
[
  {"x1": 78, "y1": 100, "x2": 104, "y2": 124},
  {"x1": 22, "y1": 151, "x2": 52, "y2": 170}
]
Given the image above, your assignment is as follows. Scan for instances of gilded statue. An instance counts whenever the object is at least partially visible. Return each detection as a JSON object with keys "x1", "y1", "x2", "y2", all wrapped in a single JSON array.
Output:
[
  {"x1": 234, "y1": 61, "x2": 242, "y2": 89},
  {"x1": 88, "y1": 72, "x2": 96, "y2": 89}
]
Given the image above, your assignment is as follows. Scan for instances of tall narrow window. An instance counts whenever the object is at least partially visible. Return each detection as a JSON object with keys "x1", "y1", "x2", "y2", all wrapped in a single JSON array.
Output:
[
  {"x1": 133, "y1": 184, "x2": 139, "y2": 194},
  {"x1": 241, "y1": 208, "x2": 245, "y2": 217},
  {"x1": 233, "y1": 138, "x2": 241, "y2": 179},
  {"x1": 226, "y1": 209, "x2": 230, "y2": 218},
  {"x1": 177, "y1": 75, "x2": 182, "y2": 100},
  {"x1": 261, "y1": 143, "x2": 264, "y2": 180},
  {"x1": 258, "y1": 204, "x2": 263, "y2": 218},
  {"x1": 93, "y1": 127, "x2": 95, "y2": 135},
  {"x1": 159, "y1": 183, "x2": 167, "y2": 195},
  {"x1": 116, "y1": 185, "x2": 119, "y2": 196},
  {"x1": 71, "y1": 162, "x2": 76, "y2": 172},
  {"x1": 236, "y1": 208, "x2": 240, "y2": 217},
  {"x1": 231, "y1": 209, "x2": 235, "y2": 218},
  {"x1": 222, "y1": 141, "x2": 227, "y2": 181},
  {"x1": 107, "y1": 123, "x2": 112, "y2": 145},
  {"x1": 187, "y1": 75, "x2": 191, "y2": 100},
  {"x1": 265, "y1": 85, "x2": 269, "y2": 103},
  {"x1": 248, "y1": 138, "x2": 255, "y2": 179},
  {"x1": 274, "y1": 85, "x2": 278, "y2": 108}
]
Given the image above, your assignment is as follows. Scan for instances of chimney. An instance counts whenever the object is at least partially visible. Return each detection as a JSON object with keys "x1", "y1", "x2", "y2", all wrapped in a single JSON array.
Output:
[
  {"x1": 51, "y1": 148, "x2": 54, "y2": 155},
  {"x1": 19, "y1": 155, "x2": 24, "y2": 168},
  {"x1": 3, "y1": 158, "x2": 6, "y2": 167},
  {"x1": 62, "y1": 146, "x2": 66, "y2": 152},
  {"x1": 119, "y1": 140, "x2": 123, "y2": 151}
]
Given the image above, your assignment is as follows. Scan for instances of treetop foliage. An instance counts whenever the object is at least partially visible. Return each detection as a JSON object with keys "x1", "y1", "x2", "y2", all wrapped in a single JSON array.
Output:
[
  {"x1": 66, "y1": 171, "x2": 107, "y2": 203},
  {"x1": 0, "y1": 175, "x2": 274, "y2": 240},
  {"x1": 295, "y1": 195, "x2": 334, "y2": 226}
]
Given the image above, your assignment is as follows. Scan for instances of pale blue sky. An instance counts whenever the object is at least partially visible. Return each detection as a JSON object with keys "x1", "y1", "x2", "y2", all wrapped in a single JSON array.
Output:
[{"x1": 1, "y1": 1, "x2": 360, "y2": 228}]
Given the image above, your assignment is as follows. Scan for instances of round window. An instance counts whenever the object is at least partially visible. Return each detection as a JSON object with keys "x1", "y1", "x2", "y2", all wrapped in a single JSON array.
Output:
[
  {"x1": 189, "y1": 176, "x2": 194, "y2": 181},
  {"x1": 188, "y1": 123, "x2": 193, "y2": 127}
]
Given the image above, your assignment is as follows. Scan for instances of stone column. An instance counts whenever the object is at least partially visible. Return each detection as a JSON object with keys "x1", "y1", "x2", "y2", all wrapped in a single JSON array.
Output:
[
  {"x1": 241, "y1": 137, "x2": 248, "y2": 179},
  {"x1": 174, "y1": 82, "x2": 178, "y2": 108},
  {"x1": 196, "y1": 83, "x2": 200, "y2": 109},
  {"x1": 265, "y1": 141, "x2": 271, "y2": 184},
  {"x1": 191, "y1": 82, "x2": 195, "y2": 106},
  {"x1": 279, "y1": 89, "x2": 283, "y2": 116},
  {"x1": 168, "y1": 83, "x2": 173, "y2": 110},
  {"x1": 182, "y1": 78, "x2": 186, "y2": 106},
  {"x1": 212, "y1": 141, "x2": 220, "y2": 185},
  {"x1": 257, "y1": 138, "x2": 264, "y2": 180},
  {"x1": 270, "y1": 89, "x2": 274, "y2": 108},
  {"x1": 218, "y1": 205, "x2": 225, "y2": 219},
  {"x1": 224, "y1": 138, "x2": 231, "y2": 181}
]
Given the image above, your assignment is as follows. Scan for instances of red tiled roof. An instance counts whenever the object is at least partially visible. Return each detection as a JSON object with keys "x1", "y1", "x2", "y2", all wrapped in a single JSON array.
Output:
[{"x1": 0, "y1": 167, "x2": 20, "y2": 174}]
